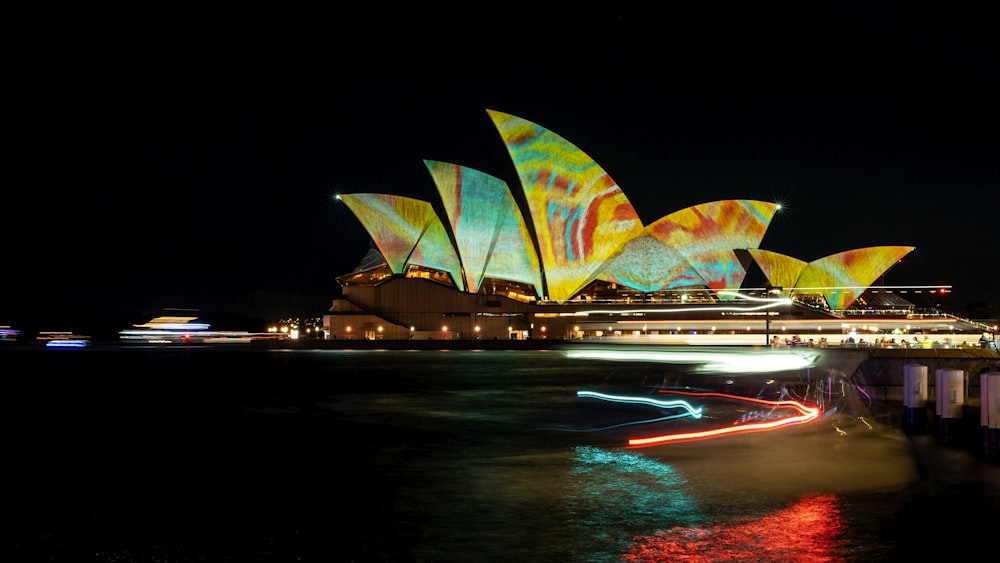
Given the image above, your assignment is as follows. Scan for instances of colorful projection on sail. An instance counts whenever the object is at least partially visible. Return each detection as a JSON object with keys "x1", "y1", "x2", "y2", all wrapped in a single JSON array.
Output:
[
  {"x1": 597, "y1": 228, "x2": 707, "y2": 292},
  {"x1": 794, "y1": 246, "x2": 915, "y2": 310},
  {"x1": 338, "y1": 193, "x2": 466, "y2": 291},
  {"x1": 337, "y1": 110, "x2": 915, "y2": 306},
  {"x1": 488, "y1": 109, "x2": 644, "y2": 301},
  {"x1": 424, "y1": 160, "x2": 544, "y2": 297},
  {"x1": 646, "y1": 200, "x2": 777, "y2": 295},
  {"x1": 745, "y1": 249, "x2": 808, "y2": 291},
  {"x1": 599, "y1": 200, "x2": 777, "y2": 293}
]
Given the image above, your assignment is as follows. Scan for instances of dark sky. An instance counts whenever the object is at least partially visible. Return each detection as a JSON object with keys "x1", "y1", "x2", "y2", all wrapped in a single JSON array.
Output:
[{"x1": 6, "y1": 5, "x2": 998, "y2": 330}]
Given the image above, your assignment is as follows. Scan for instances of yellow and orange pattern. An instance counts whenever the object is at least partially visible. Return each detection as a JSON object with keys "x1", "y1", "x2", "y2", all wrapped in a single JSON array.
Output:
[
  {"x1": 645, "y1": 200, "x2": 777, "y2": 295},
  {"x1": 488, "y1": 110, "x2": 644, "y2": 301},
  {"x1": 339, "y1": 110, "x2": 914, "y2": 309},
  {"x1": 794, "y1": 246, "x2": 915, "y2": 310},
  {"x1": 745, "y1": 249, "x2": 808, "y2": 291},
  {"x1": 338, "y1": 193, "x2": 466, "y2": 292}
]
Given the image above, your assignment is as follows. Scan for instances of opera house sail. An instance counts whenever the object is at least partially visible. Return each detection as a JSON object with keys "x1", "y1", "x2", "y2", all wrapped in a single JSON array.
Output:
[{"x1": 328, "y1": 110, "x2": 922, "y2": 341}]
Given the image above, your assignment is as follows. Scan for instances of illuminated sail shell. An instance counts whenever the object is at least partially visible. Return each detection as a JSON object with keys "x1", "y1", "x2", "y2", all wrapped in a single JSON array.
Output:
[
  {"x1": 745, "y1": 249, "x2": 808, "y2": 290},
  {"x1": 337, "y1": 111, "x2": 916, "y2": 309},
  {"x1": 647, "y1": 200, "x2": 778, "y2": 295},
  {"x1": 794, "y1": 246, "x2": 915, "y2": 309},
  {"x1": 597, "y1": 230, "x2": 705, "y2": 292},
  {"x1": 488, "y1": 109, "x2": 644, "y2": 301},
  {"x1": 338, "y1": 193, "x2": 466, "y2": 291},
  {"x1": 424, "y1": 160, "x2": 544, "y2": 297}
]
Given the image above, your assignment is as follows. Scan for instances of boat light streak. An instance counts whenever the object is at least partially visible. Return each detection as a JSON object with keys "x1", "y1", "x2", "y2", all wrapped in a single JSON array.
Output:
[
  {"x1": 628, "y1": 392, "x2": 820, "y2": 447},
  {"x1": 130, "y1": 322, "x2": 210, "y2": 331},
  {"x1": 850, "y1": 374, "x2": 873, "y2": 407},
  {"x1": 45, "y1": 340, "x2": 89, "y2": 348},
  {"x1": 565, "y1": 347, "x2": 818, "y2": 373},
  {"x1": 571, "y1": 292, "x2": 792, "y2": 316},
  {"x1": 576, "y1": 391, "x2": 703, "y2": 418}
]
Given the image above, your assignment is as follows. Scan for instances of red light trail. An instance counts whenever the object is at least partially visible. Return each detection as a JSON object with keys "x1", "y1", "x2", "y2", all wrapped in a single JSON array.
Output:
[{"x1": 626, "y1": 390, "x2": 821, "y2": 447}]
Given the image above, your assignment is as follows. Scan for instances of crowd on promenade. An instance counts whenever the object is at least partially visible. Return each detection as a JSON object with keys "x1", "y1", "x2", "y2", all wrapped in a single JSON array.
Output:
[
  {"x1": 771, "y1": 333, "x2": 997, "y2": 351},
  {"x1": 771, "y1": 335, "x2": 828, "y2": 348}
]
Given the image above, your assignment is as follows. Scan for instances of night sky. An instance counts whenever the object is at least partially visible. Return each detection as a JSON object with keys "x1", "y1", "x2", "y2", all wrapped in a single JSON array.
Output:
[{"x1": 6, "y1": 5, "x2": 998, "y2": 334}]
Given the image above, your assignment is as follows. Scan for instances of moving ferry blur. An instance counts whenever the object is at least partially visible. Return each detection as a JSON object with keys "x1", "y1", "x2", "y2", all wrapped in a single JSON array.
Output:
[
  {"x1": 119, "y1": 315, "x2": 277, "y2": 346},
  {"x1": 37, "y1": 331, "x2": 91, "y2": 348},
  {"x1": 1, "y1": 326, "x2": 21, "y2": 342}
]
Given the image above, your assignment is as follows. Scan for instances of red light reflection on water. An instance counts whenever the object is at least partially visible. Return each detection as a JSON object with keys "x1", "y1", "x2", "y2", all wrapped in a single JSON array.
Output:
[{"x1": 622, "y1": 493, "x2": 844, "y2": 562}]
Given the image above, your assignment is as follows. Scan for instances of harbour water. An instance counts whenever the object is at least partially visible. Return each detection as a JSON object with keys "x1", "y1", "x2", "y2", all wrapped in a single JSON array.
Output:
[{"x1": 3, "y1": 344, "x2": 998, "y2": 562}]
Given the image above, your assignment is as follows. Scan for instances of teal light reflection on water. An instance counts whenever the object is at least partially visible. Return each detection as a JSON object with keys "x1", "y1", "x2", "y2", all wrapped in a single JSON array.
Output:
[
  {"x1": 567, "y1": 446, "x2": 847, "y2": 562},
  {"x1": 568, "y1": 446, "x2": 705, "y2": 558}
]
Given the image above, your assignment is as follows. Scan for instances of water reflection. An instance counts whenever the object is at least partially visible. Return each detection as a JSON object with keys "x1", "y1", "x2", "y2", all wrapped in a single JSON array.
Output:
[
  {"x1": 7, "y1": 347, "x2": 987, "y2": 562},
  {"x1": 329, "y1": 348, "x2": 931, "y2": 561},
  {"x1": 568, "y1": 446, "x2": 705, "y2": 557},
  {"x1": 622, "y1": 493, "x2": 844, "y2": 562}
]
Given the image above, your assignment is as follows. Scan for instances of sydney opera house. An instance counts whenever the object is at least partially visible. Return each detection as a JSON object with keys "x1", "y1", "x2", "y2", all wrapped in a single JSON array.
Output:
[{"x1": 322, "y1": 110, "x2": 971, "y2": 343}]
